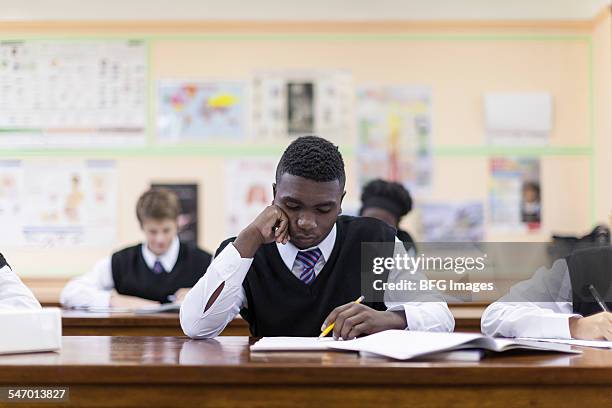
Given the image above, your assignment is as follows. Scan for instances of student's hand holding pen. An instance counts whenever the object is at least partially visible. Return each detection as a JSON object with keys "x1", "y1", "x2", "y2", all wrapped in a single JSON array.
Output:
[
  {"x1": 234, "y1": 205, "x2": 290, "y2": 258},
  {"x1": 321, "y1": 301, "x2": 408, "y2": 341},
  {"x1": 569, "y1": 312, "x2": 612, "y2": 341}
]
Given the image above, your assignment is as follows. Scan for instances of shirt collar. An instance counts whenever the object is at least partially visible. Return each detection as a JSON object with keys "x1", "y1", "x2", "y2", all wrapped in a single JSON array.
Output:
[
  {"x1": 141, "y1": 236, "x2": 180, "y2": 273},
  {"x1": 276, "y1": 223, "x2": 337, "y2": 271}
]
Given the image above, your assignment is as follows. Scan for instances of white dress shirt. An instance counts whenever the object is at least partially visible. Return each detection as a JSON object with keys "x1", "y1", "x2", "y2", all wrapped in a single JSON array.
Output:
[
  {"x1": 180, "y1": 224, "x2": 454, "y2": 339},
  {"x1": 481, "y1": 258, "x2": 580, "y2": 339},
  {"x1": 60, "y1": 236, "x2": 181, "y2": 308},
  {"x1": 0, "y1": 264, "x2": 41, "y2": 310}
]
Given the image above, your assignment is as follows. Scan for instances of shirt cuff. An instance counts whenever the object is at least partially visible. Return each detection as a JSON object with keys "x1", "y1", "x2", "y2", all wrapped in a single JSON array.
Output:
[
  {"x1": 92, "y1": 291, "x2": 113, "y2": 309},
  {"x1": 386, "y1": 303, "x2": 410, "y2": 330},
  {"x1": 537, "y1": 313, "x2": 582, "y2": 339}
]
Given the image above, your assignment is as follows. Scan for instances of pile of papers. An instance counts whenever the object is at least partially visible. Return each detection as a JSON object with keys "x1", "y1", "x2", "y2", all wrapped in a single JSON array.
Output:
[
  {"x1": 251, "y1": 330, "x2": 581, "y2": 361},
  {"x1": 0, "y1": 308, "x2": 62, "y2": 355}
]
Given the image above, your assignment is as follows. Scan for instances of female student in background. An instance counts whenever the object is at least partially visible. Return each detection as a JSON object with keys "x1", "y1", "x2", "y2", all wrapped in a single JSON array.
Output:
[
  {"x1": 0, "y1": 253, "x2": 41, "y2": 309},
  {"x1": 180, "y1": 136, "x2": 453, "y2": 339},
  {"x1": 359, "y1": 179, "x2": 417, "y2": 252},
  {"x1": 61, "y1": 188, "x2": 212, "y2": 309}
]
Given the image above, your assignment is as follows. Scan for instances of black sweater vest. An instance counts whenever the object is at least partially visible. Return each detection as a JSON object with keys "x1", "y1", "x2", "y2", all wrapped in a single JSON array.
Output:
[
  {"x1": 215, "y1": 215, "x2": 397, "y2": 337},
  {"x1": 567, "y1": 246, "x2": 612, "y2": 316},
  {"x1": 0, "y1": 253, "x2": 9, "y2": 270},
  {"x1": 111, "y1": 243, "x2": 212, "y2": 303}
]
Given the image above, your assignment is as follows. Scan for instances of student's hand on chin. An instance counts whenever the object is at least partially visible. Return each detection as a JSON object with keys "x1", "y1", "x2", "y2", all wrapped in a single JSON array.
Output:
[
  {"x1": 234, "y1": 205, "x2": 290, "y2": 258},
  {"x1": 569, "y1": 312, "x2": 612, "y2": 340},
  {"x1": 323, "y1": 302, "x2": 408, "y2": 341}
]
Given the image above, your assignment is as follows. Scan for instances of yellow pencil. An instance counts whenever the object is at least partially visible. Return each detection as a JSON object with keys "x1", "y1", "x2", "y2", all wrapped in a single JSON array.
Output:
[{"x1": 319, "y1": 295, "x2": 365, "y2": 338}]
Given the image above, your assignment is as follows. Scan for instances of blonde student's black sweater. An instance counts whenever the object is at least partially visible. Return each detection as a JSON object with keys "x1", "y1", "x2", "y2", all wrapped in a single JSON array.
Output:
[{"x1": 111, "y1": 243, "x2": 212, "y2": 303}]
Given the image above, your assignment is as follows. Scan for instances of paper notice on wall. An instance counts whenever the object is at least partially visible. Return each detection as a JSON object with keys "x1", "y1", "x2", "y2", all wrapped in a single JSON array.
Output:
[
  {"x1": 419, "y1": 202, "x2": 485, "y2": 242},
  {"x1": 489, "y1": 157, "x2": 541, "y2": 232},
  {"x1": 225, "y1": 158, "x2": 277, "y2": 237},
  {"x1": 157, "y1": 80, "x2": 247, "y2": 143},
  {"x1": 484, "y1": 93, "x2": 552, "y2": 145},
  {"x1": 0, "y1": 40, "x2": 147, "y2": 148},
  {"x1": 251, "y1": 70, "x2": 353, "y2": 143},
  {"x1": 0, "y1": 160, "x2": 118, "y2": 247},
  {"x1": 356, "y1": 85, "x2": 433, "y2": 194}
]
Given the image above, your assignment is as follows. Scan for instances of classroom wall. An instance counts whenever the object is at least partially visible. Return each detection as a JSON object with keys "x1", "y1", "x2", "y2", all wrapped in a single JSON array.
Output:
[{"x1": 0, "y1": 10, "x2": 610, "y2": 278}]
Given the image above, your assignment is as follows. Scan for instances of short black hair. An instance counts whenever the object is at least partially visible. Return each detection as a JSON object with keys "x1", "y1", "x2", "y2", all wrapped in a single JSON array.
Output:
[
  {"x1": 359, "y1": 179, "x2": 413, "y2": 218},
  {"x1": 276, "y1": 136, "x2": 345, "y2": 187}
]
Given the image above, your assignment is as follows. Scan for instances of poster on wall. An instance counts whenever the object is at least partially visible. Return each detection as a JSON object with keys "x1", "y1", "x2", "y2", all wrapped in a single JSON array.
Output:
[
  {"x1": 484, "y1": 92, "x2": 552, "y2": 146},
  {"x1": 0, "y1": 159, "x2": 118, "y2": 247},
  {"x1": 225, "y1": 158, "x2": 277, "y2": 237},
  {"x1": 0, "y1": 40, "x2": 147, "y2": 148},
  {"x1": 419, "y1": 202, "x2": 485, "y2": 242},
  {"x1": 489, "y1": 157, "x2": 541, "y2": 231},
  {"x1": 157, "y1": 81, "x2": 247, "y2": 143},
  {"x1": 151, "y1": 183, "x2": 199, "y2": 246},
  {"x1": 356, "y1": 85, "x2": 433, "y2": 194},
  {"x1": 251, "y1": 70, "x2": 353, "y2": 143}
]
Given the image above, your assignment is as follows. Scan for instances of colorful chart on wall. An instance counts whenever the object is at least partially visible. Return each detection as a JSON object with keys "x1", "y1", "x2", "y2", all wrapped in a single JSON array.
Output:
[
  {"x1": 489, "y1": 157, "x2": 541, "y2": 232},
  {"x1": 0, "y1": 40, "x2": 147, "y2": 148},
  {"x1": 251, "y1": 70, "x2": 353, "y2": 143},
  {"x1": 157, "y1": 81, "x2": 247, "y2": 142},
  {"x1": 356, "y1": 85, "x2": 433, "y2": 194},
  {"x1": 419, "y1": 202, "x2": 485, "y2": 242},
  {"x1": 225, "y1": 158, "x2": 277, "y2": 237},
  {"x1": 0, "y1": 160, "x2": 117, "y2": 247}
]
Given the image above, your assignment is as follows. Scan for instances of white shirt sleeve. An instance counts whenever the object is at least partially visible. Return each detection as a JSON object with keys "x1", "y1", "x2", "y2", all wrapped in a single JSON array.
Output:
[
  {"x1": 180, "y1": 243, "x2": 252, "y2": 339},
  {"x1": 60, "y1": 257, "x2": 115, "y2": 308},
  {"x1": 480, "y1": 259, "x2": 578, "y2": 339},
  {"x1": 385, "y1": 240, "x2": 455, "y2": 333},
  {"x1": 0, "y1": 265, "x2": 41, "y2": 310}
]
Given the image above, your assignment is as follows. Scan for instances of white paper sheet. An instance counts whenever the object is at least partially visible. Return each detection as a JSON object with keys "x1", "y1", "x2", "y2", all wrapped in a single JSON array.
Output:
[
  {"x1": 517, "y1": 337, "x2": 612, "y2": 349},
  {"x1": 250, "y1": 337, "x2": 336, "y2": 352}
]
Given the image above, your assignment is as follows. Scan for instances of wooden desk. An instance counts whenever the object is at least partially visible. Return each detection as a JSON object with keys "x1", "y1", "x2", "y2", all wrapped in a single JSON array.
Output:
[
  {"x1": 61, "y1": 306, "x2": 484, "y2": 336},
  {"x1": 0, "y1": 336, "x2": 610, "y2": 407},
  {"x1": 61, "y1": 311, "x2": 249, "y2": 336}
]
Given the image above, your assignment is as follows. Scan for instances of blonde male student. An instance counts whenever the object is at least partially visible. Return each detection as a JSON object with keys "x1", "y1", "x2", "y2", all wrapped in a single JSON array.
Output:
[
  {"x1": 61, "y1": 188, "x2": 212, "y2": 309},
  {"x1": 0, "y1": 253, "x2": 41, "y2": 310}
]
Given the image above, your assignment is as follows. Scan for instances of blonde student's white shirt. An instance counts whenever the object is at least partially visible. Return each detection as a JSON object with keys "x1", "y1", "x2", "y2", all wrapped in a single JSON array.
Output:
[
  {"x1": 180, "y1": 224, "x2": 455, "y2": 339},
  {"x1": 60, "y1": 237, "x2": 181, "y2": 308},
  {"x1": 0, "y1": 263, "x2": 41, "y2": 310},
  {"x1": 481, "y1": 258, "x2": 579, "y2": 339}
]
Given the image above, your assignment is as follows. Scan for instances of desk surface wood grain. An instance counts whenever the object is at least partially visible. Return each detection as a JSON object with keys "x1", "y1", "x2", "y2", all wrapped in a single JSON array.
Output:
[{"x1": 0, "y1": 336, "x2": 611, "y2": 407}]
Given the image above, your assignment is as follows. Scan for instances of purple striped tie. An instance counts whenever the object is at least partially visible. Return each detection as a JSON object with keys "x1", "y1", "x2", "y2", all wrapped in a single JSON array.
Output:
[{"x1": 296, "y1": 248, "x2": 322, "y2": 285}]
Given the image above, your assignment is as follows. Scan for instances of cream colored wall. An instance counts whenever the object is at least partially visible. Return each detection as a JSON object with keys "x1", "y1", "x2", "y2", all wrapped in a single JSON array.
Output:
[
  {"x1": 593, "y1": 9, "x2": 612, "y2": 223},
  {"x1": 1, "y1": 14, "x2": 610, "y2": 277}
]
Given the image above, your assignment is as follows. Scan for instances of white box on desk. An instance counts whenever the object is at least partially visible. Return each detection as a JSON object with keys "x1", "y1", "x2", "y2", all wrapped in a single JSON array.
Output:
[{"x1": 0, "y1": 308, "x2": 61, "y2": 355}]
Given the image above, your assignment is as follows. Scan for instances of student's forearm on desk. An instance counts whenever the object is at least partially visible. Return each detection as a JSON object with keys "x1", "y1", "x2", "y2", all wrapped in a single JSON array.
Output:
[
  {"x1": 481, "y1": 302, "x2": 579, "y2": 339},
  {"x1": 180, "y1": 243, "x2": 251, "y2": 339}
]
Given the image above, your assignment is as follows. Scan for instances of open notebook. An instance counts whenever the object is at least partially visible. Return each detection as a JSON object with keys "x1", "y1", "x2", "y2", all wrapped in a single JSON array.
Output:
[
  {"x1": 251, "y1": 330, "x2": 581, "y2": 360},
  {"x1": 0, "y1": 308, "x2": 62, "y2": 355}
]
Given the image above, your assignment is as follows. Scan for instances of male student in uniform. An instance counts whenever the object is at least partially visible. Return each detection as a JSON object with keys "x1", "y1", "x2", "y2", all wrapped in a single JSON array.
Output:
[
  {"x1": 61, "y1": 188, "x2": 212, "y2": 309},
  {"x1": 0, "y1": 252, "x2": 41, "y2": 310},
  {"x1": 481, "y1": 245, "x2": 612, "y2": 341},
  {"x1": 180, "y1": 136, "x2": 454, "y2": 339}
]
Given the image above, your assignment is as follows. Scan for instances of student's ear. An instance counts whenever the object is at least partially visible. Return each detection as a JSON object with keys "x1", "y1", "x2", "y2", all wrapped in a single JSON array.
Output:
[{"x1": 339, "y1": 191, "x2": 346, "y2": 215}]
